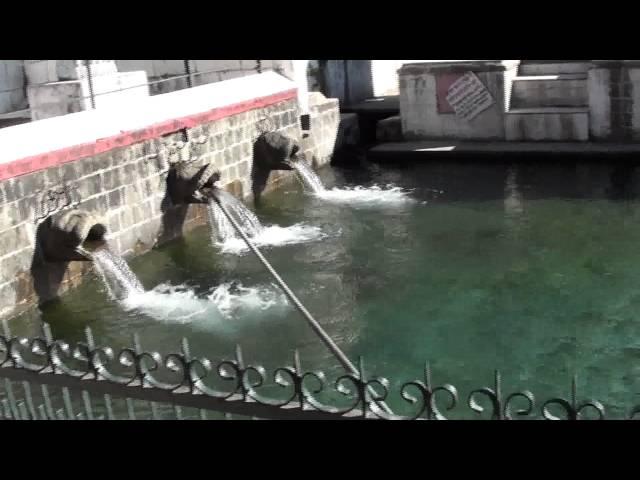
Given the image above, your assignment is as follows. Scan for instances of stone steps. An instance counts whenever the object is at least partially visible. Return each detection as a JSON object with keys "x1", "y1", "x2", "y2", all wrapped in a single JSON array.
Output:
[
  {"x1": 511, "y1": 74, "x2": 588, "y2": 108},
  {"x1": 507, "y1": 62, "x2": 591, "y2": 141},
  {"x1": 505, "y1": 107, "x2": 589, "y2": 141},
  {"x1": 519, "y1": 61, "x2": 591, "y2": 76}
]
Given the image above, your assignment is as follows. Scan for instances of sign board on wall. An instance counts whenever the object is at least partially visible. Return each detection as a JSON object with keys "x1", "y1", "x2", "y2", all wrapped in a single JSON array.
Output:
[{"x1": 436, "y1": 72, "x2": 495, "y2": 121}]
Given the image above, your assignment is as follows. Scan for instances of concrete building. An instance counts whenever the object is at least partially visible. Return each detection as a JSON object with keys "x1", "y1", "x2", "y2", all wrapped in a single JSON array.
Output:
[{"x1": 394, "y1": 60, "x2": 640, "y2": 143}]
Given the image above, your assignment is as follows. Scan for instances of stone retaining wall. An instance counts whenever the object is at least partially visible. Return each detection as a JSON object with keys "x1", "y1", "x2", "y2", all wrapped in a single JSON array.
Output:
[{"x1": 0, "y1": 73, "x2": 340, "y2": 320}]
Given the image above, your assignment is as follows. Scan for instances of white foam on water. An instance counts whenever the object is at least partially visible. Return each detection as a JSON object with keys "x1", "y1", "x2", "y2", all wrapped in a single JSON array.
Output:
[
  {"x1": 291, "y1": 160, "x2": 415, "y2": 207},
  {"x1": 314, "y1": 184, "x2": 416, "y2": 207},
  {"x1": 120, "y1": 282, "x2": 289, "y2": 324},
  {"x1": 217, "y1": 223, "x2": 327, "y2": 254},
  {"x1": 206, "y1": 191, "x2": 327, "y2": 254}
]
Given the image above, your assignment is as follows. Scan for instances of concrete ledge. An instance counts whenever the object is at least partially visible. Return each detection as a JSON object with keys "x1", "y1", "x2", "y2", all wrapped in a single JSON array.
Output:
[
  {"x1": 0, "y1": 72, "x2": 297, "y2": 181},
  {"x1": 399, "y1": 60, "x2": 519, "y2": 74},
  {"x1": 369, "y1": 141, "x2": 640, "y2": 159},
  {"x1": 376, "y1": 116, "x2": 402, "y2": 142},
  {"x1": 514, "y1": 74, "x2": 587, "y2": 81},
  {"x1": 341, "y1": 96, "x2": 399, "y2": 114},
  {"x1": 507, "y1": 107, "x2": 589, "y2": 114}
]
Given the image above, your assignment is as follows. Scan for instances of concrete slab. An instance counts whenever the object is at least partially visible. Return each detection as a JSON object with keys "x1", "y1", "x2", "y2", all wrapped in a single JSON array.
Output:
[{"x1": 342, "y1": 96, "x2": 399, "y2": 115}]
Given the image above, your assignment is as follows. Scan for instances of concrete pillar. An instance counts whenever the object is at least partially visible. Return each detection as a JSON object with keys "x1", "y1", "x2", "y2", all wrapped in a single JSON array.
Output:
[
  {"x1": 292, "y1": 60, "x2": 310, "y2": 116},
  {"x1": 0, "y1": 60, "x2": 27, "y2": 114},
  {"x1": 272, "y1": 60, "x2": 295, "y2": 81},
  {"x1": 320, "y1": 61, "x2": 373, "y2": 105},
  {"x1": 588, "y1": 60, "x2": 640, "y2": 141},
  {"x1": 588, "y1": 63, "x2": 612, "y2": 140}
]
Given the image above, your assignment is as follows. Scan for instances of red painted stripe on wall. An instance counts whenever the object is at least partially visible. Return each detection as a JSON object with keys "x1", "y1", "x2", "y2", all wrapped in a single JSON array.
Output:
[{"x1": 0, "y1": 88, "x2": 297, "y2": 182}]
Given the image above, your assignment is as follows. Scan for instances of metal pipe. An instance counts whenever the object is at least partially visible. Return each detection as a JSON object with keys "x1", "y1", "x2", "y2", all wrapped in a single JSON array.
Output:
[
  {"x1": 85, "y1": 60, "x2": 96, "y2": 110},
  {"x1": 75, "y1": 246, "x2": 94, "y2": 261},
  {"x1": 209, "y1": 191, "x2": 393, "y2": 415},
  {"x1": 183, "y1": 60, "x2": 193, "y2": 88}
]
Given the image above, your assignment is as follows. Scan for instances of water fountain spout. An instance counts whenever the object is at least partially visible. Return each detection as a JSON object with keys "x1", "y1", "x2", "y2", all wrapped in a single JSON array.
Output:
[
  {"x1": 39, "y1": 209, "x2": 107, "y2": 262},
  {"x1": 251, "y1": 131, "x2": 307, "y2": 205},
  {"x1": 253, "y1": 131, "x2": 303, "y2": 172},
  {"x1": 167, "y1": 161, "x2": 221, "y2": 205}
]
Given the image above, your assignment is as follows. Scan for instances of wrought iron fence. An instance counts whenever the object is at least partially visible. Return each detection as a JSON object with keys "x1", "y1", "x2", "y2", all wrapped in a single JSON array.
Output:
[
  {"x1": 76, "y1": 60, "x2": 270, "y2": 112},
  {"x1": 1, "y1": 320, "x2": 639, "y2": 420}
]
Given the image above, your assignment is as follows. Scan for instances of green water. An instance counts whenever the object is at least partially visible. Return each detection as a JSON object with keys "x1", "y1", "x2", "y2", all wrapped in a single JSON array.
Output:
[{"x1": 9, "y1": 160, "x2": 640, "y2": 418}]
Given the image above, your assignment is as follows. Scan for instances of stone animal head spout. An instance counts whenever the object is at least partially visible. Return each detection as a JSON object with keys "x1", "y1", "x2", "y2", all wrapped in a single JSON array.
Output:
[
  {"x1": 40, "y1": 209, "x2": 107, "y2": 262},
  {"x1": 167, "y1": 162, "x2": 221, "y2": 205},
  {"x1": 253, "y1": 131, "x2": 303, "y2": 172}
]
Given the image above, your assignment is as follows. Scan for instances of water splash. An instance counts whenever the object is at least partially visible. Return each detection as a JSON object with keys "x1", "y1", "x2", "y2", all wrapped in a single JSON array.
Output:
[
  {"x1": 207, "y1": 190, "x2": 263, "y2": 244},
  {"x1": 90, "y1": 245, "x2": 287, "y2": 325},
  {"x1": 207, "y1": 191, "x2": 326, "y2": 253},
  {"x1": 218, "y1": 223, "x2": 327, "y2": 254},
  {"x1": 291, "y1": 161, "x2": 326, "y2": 193},
  {"x1": 291, "y1": 161, "x2": 415, "y2": 207},
  {"x1": 121, "y1": 282, "x2": 289, "y2": 324},
  {"x1": 315, "y1": 184, "x2": 415, "y2": 207},
  {"x1": 92, "y1": 247, "x2": 145, "y2": 300}
]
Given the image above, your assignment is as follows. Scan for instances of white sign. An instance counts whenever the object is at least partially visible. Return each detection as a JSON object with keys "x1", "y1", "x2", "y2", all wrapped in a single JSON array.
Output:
[{"x1": 446, "y1": 72, "x2": 495, "y2": 121}]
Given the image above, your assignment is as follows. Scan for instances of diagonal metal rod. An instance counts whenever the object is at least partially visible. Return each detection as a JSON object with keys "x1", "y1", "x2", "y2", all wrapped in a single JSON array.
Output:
[{"x1": 209, "y1": 191, "x2": 393, "y2": 415}]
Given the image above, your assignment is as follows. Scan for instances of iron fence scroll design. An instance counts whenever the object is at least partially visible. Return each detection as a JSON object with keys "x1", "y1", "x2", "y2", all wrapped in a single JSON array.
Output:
[{"x1": 1, "y1": 321, "x2": 640, "y2": 420}]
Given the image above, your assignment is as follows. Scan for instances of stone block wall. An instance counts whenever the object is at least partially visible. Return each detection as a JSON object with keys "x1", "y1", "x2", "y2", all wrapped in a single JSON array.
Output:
[
  {"x1": 0, "y1": 81, "x2": 339, "y2": 320},
  {"x1": 304, "y1": 93, "x2": 340, "y2": 166}
]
